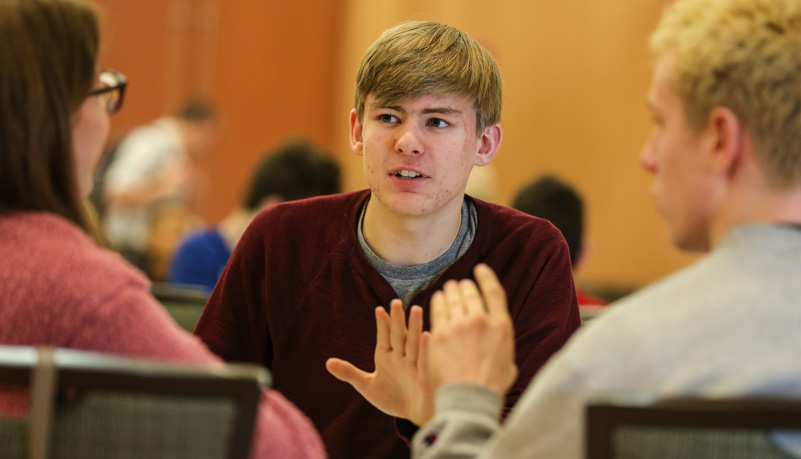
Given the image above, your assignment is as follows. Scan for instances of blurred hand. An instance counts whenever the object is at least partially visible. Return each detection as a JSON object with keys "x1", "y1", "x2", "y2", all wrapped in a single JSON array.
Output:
[
  {"x1": 326, "y1": 300, "x2": 435, "y2": 426},
  {"x1": 428, "y1": 264, "x2": 517, "y2": 396}
]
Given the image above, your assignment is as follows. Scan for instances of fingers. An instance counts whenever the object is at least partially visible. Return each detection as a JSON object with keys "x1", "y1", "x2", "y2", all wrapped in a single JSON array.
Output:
[
  {"x1": 432, "y1": 278, "x2": 472, "y2": 332},
  {"x1": 443, "y1": 280, "x2": 465, "y2": 318},
  {"x1": 389, "y1": 299, "x2": 406, "y2": 354},
  {"x1": 405, "y1": 306, "x2": 423, "y2": 364},
  {"x1": 379, "y1": 301, "x2": 426, "y2": 364},
  {"x1": 375, "y1": 306, "x2": 391, "y2": 352},
  {"x1": 473, "y1": 264, "x2": 507, "y2": 318},
  {"x1": 458, "y1": 277, "x2": 483, "y2": 317},
  {"x1": 430, "y1": 264, "x2": 507, "y2": 329}
]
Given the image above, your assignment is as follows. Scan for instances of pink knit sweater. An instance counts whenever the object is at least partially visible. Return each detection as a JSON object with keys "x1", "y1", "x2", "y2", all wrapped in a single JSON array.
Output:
[{"x1": 0, "y1": 211, "x2": 326, "y2": 458}]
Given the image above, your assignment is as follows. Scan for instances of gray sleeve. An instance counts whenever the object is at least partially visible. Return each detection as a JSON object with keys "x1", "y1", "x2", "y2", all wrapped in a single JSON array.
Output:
[{"x1": 412, "y1": 383, "x2": 503, "y2": 459}]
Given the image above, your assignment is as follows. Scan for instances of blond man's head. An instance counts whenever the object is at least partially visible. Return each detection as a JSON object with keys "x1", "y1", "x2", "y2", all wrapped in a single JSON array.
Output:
[
  {"x1": 354, "y1": 21, "x2": 502, "y2": 135},
  {"x1": 650, "y1": 0, "x2": 801, "y2": 187}
]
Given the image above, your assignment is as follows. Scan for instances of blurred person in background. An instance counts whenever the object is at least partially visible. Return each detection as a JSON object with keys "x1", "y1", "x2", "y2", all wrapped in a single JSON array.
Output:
[
  {"x1": 512, "y1": 174, "x2": 608, "y2": 307},
  {"x1": 169, "y1": 138, "x2": 341, "y2": 292},
  {"x1": 0, "y1": 1, "x2": 324, "y2": 456},
  {"x1": 102, "y1": 98, "x2": 219, "y2": 274},
  {"x1": 148, "y1": 200, "x2": 203, "y2": 281}
]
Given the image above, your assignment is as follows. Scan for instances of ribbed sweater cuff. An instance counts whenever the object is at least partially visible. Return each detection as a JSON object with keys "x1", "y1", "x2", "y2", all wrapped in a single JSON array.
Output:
[{"x1": 436, "y1": 383, "x2": 503, "y2": 420}]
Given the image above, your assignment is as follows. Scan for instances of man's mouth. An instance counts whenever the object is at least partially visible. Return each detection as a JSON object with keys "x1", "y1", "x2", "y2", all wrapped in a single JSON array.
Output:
[{"x1": 394, "y1": 169, "x2": 423, "y2": 179}]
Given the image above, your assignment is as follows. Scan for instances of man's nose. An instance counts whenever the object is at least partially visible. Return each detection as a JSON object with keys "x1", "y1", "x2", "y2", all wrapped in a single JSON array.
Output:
[{"x1": 395, "y1": 123, "x2": 424, "y2": 155}]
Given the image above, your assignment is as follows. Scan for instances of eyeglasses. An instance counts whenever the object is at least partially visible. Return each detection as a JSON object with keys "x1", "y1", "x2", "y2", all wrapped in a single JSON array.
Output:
[{"x1": 90, "y1": 69, "x2": 127, "y2": 115}]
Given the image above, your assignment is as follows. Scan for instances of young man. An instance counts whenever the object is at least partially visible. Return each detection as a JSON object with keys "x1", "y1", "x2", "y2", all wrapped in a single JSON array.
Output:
[
  {"x1": 372, "y1": 0, "x2": 801, "y2": 458},
  {"x1": 194, "y1": 21, "x2": 579, "y2": 459}
]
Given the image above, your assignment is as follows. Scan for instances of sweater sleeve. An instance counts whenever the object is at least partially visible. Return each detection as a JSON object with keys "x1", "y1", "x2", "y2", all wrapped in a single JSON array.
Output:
[
  {"x1": 412, "y1": 384, "x2": 503, "y2": 459},
  {"x1": 194, "y1": 215, "x2": 272, "y2": 365},
  {"x1": 491, "y1": 220, "x2": 581, "y2": 418}
]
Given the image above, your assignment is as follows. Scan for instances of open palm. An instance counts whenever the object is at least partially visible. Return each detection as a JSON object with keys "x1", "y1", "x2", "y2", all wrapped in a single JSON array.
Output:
[{"x1": 326, "y1": 300, "x2": 435, "y2": 426}]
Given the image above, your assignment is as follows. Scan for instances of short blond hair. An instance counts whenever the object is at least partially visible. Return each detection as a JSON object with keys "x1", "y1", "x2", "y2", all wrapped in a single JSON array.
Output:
[
  {"x1": 354, "y1": 21, "x2": 502, "y2": 135},
  {"x1": 651, "y1": 0, "x2": 801, "y2": 187}
]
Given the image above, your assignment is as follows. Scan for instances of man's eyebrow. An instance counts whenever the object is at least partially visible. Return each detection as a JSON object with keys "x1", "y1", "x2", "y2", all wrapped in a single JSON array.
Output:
[
  {"x1": 368, "y1": 102, "x2": 406, "y2": 114},
  {"x1": 422, "y1": 107, "x2": 462, "y2": 116},
  {"x1": 367, "y1": 102, "x2": 462, "y2": 117}
]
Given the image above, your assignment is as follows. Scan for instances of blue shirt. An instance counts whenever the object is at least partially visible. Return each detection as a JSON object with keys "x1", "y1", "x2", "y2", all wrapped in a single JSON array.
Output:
[{"x1": 169, "y1": 228, "x2": 232, "y2": 292}]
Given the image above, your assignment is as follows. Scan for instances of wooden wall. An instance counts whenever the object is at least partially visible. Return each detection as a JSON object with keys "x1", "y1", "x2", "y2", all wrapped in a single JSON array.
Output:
[
  {"x1": 94, "y1": 0, "x2": 343, "y2": 222},
  {"x1": 93, "y1": 0, "x2": 698, "y2": 292}
]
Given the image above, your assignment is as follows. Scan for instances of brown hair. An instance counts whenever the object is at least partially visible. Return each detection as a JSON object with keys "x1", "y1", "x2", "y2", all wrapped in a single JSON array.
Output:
[
  {"x1": 354, "y1": 20, "x2": 502, "y2": 135},
  {"x1": 0, "y1": 0, "x2": 100, "y2": 230}
]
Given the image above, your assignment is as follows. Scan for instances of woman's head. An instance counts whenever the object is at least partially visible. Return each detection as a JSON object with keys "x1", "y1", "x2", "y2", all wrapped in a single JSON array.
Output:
[{"x1": 0, "y1": 0, "x2": 101, "y2": 230}]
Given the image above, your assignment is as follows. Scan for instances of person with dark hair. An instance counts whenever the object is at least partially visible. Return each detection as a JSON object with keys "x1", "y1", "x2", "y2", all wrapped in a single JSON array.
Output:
[
  {"x1": 101, "y1": 97, "x2": 220, "y2": 272},
  {"x1": 169, "y1": 139, "x2": 341, "y2": 292},
  {"x1": 0, "y1": 1, "x2": 324, "y2": 457},
  {"x1": 512, "y1": 175, "x2": 607, "y2": 306},
  {"x1": 195, "y1": 20, "x2": 579, "y2": 459}
]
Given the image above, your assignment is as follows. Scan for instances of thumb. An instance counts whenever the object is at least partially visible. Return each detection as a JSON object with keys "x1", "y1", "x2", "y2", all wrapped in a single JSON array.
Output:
[{"x1": 326, "y1": 358, "x2": 371, "y2": 390}]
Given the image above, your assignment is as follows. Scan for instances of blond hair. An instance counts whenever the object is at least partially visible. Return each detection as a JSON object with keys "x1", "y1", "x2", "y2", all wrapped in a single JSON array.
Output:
[
  {"x1": 651, "y1": 0, "x2": 801, "y2": 187},
  {"x1": 354, "y1": 21, "x2": 502, "y2": 135}
]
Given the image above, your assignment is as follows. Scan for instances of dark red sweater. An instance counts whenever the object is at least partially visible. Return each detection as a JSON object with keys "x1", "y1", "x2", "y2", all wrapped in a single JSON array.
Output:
[{"x1": 195, "y1": 190, "x2": 580, "y2": 459}]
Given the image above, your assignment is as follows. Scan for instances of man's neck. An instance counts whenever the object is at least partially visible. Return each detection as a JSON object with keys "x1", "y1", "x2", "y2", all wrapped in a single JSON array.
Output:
[
  {"x1": 711, "y1": 183, "x2": 801, "y2": 247},
  {"x1": 218, "y1": 208, "x2": 258, "y2": 250},
  {"x1": 362, "y1": 195, "x2": 464, "y2": 267}
]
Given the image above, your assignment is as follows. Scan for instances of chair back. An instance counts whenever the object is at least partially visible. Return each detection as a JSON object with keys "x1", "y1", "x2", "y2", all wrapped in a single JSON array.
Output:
[
  {"x1": 151, "y1": 282, "x2": 210, "y2": 333},
  {"x1": 0, "y1": 346, "x2": 268, "y2": 459},
  {"x1": 586, "y1": 395, "x2": 801, "y2": 459}
]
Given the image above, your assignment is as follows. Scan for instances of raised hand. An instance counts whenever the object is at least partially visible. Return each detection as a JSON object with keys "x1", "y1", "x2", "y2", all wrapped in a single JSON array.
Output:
[
  {"x1": 428, "y1": 264, "x2": 518, "y2": 396},
  {"x1": 326, "y1": 299, "x2": 435, "y2": 426}
]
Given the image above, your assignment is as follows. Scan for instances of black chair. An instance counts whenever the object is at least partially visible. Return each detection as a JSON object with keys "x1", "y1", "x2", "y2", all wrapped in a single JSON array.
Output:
[
  {"x1": 151, "y1": 282, "x2": 210, "y2": 333},
  {"x1": 586, "y1": 394, "x2": 801, "y2": 459},
  {"x1": 0, "y1": 346, "x2": 269, "y2": 459}
]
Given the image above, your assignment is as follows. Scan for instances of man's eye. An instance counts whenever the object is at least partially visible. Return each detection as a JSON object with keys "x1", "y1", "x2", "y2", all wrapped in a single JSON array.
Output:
[
  {"x1": 428, "y1": 118, "x2": 449, "y2": 128},
  {"x1": 379, "y1": 114, "x2": 397, "y2": 123}
]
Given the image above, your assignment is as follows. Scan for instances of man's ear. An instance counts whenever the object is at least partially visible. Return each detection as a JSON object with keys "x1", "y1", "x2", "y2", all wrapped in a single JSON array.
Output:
[
  {"x1": 707, "y1": 106, "x2": 743, "y2": 176},
  {"x1": 474, "y1": 124, "x2": 502, "y2": 167},
  {"x1": 349, "y1": 109, "x2": 364, "y2": 157}
]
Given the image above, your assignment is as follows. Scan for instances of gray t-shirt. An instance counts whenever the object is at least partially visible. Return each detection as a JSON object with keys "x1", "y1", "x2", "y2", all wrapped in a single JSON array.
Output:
[{"x1": 357, "y1": 197, "x2": 477, "y2": 308}]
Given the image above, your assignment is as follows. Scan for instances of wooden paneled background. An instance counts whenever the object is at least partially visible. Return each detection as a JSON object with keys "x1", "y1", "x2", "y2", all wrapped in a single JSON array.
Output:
[{"x1": 93, "y1": 0, "x2": 698, "y2": 294}]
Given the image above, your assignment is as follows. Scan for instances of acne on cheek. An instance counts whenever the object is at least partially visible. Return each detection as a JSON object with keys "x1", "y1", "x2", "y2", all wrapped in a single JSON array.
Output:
[{"x1": 432, "y1": 190, "x2": 451, "y2": 207}]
